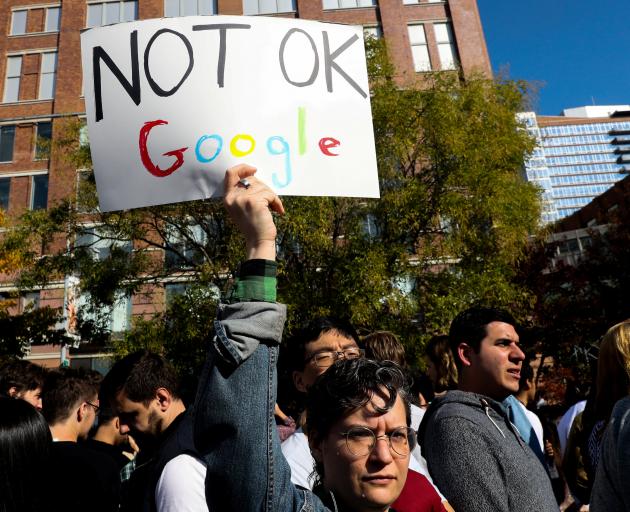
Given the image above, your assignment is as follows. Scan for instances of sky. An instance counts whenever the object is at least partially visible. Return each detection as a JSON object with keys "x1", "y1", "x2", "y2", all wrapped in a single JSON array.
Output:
[{"x1": 476, "y1": 0, "x2": 630, "y2": 115}]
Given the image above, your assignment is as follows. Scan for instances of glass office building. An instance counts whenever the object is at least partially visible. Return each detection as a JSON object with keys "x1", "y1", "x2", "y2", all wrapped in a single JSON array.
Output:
[{"x1": 520, "y1": 106, "x2": 630, "y2": 223}]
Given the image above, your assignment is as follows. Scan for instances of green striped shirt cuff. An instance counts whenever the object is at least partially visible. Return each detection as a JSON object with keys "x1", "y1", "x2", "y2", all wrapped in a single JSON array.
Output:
[{"x1": 228, "y1": 259, "x2": 277, "y2": 303}]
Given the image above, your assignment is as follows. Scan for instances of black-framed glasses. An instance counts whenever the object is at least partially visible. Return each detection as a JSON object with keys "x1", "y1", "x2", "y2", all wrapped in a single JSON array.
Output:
[
  {"x1": 340, "y1": 426, "x2": 416, "y2": 457},
  {"x1": 85, "y1": 401, "x2": 100, "y2": 414},
  {"x1": 304, "y1": 348, "x2": 365, "y2": 368}
]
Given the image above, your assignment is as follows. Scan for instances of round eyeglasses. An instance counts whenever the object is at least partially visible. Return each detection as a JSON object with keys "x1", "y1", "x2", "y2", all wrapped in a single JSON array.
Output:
[
  {"x1": 304, "y1": 348, "x2": 365, "y2": 368},
  {"x1": 340, "y1": 426, "x2": 417, "y2": 457}
]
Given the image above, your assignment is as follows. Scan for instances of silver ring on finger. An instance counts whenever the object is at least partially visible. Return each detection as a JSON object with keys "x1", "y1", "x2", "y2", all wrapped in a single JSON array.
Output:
[{"x1": 238, "y1": 178, "x2": 251, "y2": 189}]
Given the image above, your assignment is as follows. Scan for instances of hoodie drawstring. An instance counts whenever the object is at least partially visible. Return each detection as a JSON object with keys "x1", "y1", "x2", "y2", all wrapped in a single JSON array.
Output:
[{"x1": 480, "y1": 398, "x2": 506, "y2": 438}]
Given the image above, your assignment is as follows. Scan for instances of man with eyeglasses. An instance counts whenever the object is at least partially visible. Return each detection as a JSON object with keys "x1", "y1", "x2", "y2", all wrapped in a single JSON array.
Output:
[
  {"x1": 281, "y1": 316, "x2": 365, "y2": 488},
  {"x1": 41, "y1": 367, "x2": 121, "y2": 512}
]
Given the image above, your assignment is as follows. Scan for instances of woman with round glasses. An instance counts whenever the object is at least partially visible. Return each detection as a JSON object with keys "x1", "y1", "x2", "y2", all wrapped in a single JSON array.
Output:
[{"x1": 304, "y1": 358, "x2": 445, "y2": 511}]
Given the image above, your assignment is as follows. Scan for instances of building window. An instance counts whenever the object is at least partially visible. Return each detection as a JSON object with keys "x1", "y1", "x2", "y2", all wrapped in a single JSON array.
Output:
[
  {"x1": 408, "y1": 24, "x2": 431, "y2": 72},
  {"x1": 434, "y1": 22, "x2": 458, "y2": 70},
  {"x1": 87, "y1": 1, "x2": 138, "y2": 28},
  {"x1": 242, "y1": 0, "x2": 296, "y2": 14},
  {"x1": 165, "y1": 0, "x2": 216, "y2": 16},
  {"x1": 10, "y1": 6, "x2": 61, "y2": 35},
  {"x1": 3, "y1": 56, "x2": 22, "y2": 103},
  {"x1": 76, "y1": 227, "x2": 132, "y2": 261},
  {"x1": 0, "y1": 178, "x2": 10, "y2": 210},
  {"x1": 35, "y1": 122, "x2": 53, "y2": 160},
  {"x1": 0, "y1": 125, "x2": 16, "y2": 162},
  {"x1": 323, "y1": 0, "x2": 375, "y2": 9},
  {"x1": 45, "y1": 7, "x2": 61, "y2": 32},
  {"x1": 164, "y1": 223, "x2": 207, "y2": 269},
  {"x1": 363, "y1": 26, "x2": 383, "y2": 39},
  {"x1": 38, "y1": 52, "x2": 58, "y2": 100},
  {"x1": 31, "y1": 175, "x2": 49, "y2": 210},
  {"x1": 21, "y1": 291, "x2": 40, "y2": 312},
  {"x1": 11, "y1": 10, "x2": 27, "y2": 35}
]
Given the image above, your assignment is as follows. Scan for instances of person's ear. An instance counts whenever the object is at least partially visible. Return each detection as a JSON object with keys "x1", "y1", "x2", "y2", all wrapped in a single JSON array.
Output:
[
  {"x1": 309, "y1": 435, "x2": 323, "y2": 464},
  {"x1": 292, "y1": 371, "x2": 308, "y2": 393},
  {"x1": 115, "y1": 417, "x2": 120, "y2": 430},
  {"x1": 458, "y1": 343, "x2": 474, "y2": 367},
  {"x1": 77, "y1": 402, "x2": 87, "y2": 423},
  {"x1": 7, "y1": 386, "x2": 18, "y2": 398},
  {"x1": 155, "y1": 388, "x2": 172, "y2": 411}
]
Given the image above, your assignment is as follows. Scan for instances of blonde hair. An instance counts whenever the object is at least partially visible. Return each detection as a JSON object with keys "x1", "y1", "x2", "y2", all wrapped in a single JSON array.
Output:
[{"x1": 595, "y1": 321, "x2": 630, "y2": 421}]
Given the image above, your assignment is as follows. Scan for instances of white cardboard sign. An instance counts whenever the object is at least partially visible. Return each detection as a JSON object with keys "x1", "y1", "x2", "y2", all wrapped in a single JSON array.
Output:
[{"x1": 80, "y1": 16, "x2": 380, "y2": 212}]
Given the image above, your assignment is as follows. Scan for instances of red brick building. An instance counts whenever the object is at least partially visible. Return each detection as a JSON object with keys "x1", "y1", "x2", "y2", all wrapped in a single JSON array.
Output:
[{"x1": 0, "y1": 0, "x2": 490, "y2": 366}]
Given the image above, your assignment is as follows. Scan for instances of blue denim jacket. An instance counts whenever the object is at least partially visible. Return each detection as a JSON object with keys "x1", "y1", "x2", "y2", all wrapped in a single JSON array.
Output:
[{"x1": 192, "y1": 301, "x2": 337, "y2": 512}]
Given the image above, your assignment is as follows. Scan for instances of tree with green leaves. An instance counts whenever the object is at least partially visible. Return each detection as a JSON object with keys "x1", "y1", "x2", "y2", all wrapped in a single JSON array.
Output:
[{"x1": 0, "y1": 39, "x2": 541, "y2": 371}]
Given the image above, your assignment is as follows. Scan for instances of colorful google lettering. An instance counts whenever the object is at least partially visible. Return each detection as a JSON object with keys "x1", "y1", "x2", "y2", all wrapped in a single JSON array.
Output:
[{"x1": 138, "y1": 106, "x2": 340, "y2": 188}]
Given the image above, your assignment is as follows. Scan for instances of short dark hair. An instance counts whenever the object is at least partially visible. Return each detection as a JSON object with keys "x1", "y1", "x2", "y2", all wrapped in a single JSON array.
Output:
[
  {"x1": 449, "y1": 307, "x2": 517, "y2": 370},
  {"x1": 519, "y1": 356, "x2": 535, "y2": 390},
  {"x1": 305, "y1": 359, "x2": 411, "y2": 484},
  {"x1": 363, "y1": 331, "x2": 407, "y2": 367},
  {"x1": 0, "y1": 397, "x2": 51, "y2": 511},
  {"x1": 41, "y1": 368, "x2": 101, "y2": 426},
  {"x1": 101, "y1": 351, "x2": 180, "y2": 406},
  {"x1": 284, "y1": 317, "x2": 360, "y2": 372},
  {"x1": 0, "y1": 360, "x2": 46, "y2": 397}
]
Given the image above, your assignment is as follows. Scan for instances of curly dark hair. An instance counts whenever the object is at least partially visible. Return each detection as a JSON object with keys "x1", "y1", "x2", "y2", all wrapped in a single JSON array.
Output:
[
  {"x1": 0, "y1": 359, "x2": 47, "y2": 397},
  {"x1": 304, "y1": 358, "x2": 411, "y2": 485}
]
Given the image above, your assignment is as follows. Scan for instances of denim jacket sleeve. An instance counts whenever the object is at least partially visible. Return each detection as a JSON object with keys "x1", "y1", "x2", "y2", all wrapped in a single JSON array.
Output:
[{"x1": 192, "y1": 300, "x2": 331, "y2": 512}]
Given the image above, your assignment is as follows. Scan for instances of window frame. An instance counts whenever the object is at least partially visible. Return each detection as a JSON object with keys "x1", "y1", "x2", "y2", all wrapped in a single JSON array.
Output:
[
  {"x1": 242, "y1": 0, "x2": 297, "y2": 15},
  {"x1": 34, "y1": 121, "x2": 53, "y2": 160},
  {"x1": 407, "y1": 23, "x2": 432, "y2": 72},
  {"x1": 433, "y1": 22, "x2": 458, "y2": 70},
  {"x1": 322, "y1": 0, "x2": 376, "y2": 9},
  {"x1": 0, "y1": 125, "x2": 17, "y2": 162},
  {"x1": 86, "y1": 0, "x2": 139, "y2": 28},
  {"x1": 30, "y1": 173, "x2": 49, "y2": 211},
  {"x1": 9, "y1": 5, "x2": 61, "y2": 36},
  {"x1": 38, "y1": 51, "x2": 58, "y2": 100},
  {"x1": 164, "y1": 0, "x2": 217, "y2": 17},
  {"x1": 0, "y1": 176, "x2": 11, "y2": 211},
  {"x1": 3, "y1": 55, "x2": 23, "y2": 103}
]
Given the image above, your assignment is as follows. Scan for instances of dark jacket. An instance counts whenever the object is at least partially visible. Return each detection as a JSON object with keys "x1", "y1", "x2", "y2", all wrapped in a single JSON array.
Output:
[{"x1": 418, "y1": 390, "x2": 557, "y2": 512}]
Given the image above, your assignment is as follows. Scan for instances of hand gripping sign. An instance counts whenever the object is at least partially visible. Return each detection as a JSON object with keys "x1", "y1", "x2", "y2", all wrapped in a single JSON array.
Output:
[{"x1": 80, "y1": 16, "x2": 380, "y2": 212}]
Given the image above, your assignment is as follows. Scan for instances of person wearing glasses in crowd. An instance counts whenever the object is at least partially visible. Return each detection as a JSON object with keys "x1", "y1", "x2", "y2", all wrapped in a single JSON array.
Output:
[
  {"x1": 193, "y1": 164, "x2": 446, "y2": 511},
  {"x1": 41, "y1": 367, "x2": 121, "y2": 512},
  {"x1": 281, "y1": 316, "x2": 365, "y2": 488}
]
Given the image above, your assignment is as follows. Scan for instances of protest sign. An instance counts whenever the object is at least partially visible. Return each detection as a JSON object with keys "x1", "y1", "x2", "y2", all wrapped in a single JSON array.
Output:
[{"x1": 80, "y1": 16, "x2": 380, "y2": 212}]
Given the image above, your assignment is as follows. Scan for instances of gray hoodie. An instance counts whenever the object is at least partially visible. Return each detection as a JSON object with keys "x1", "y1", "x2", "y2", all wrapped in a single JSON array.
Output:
[{"x1": 418, "y1": 390, "x2": 557, "y2": 512}]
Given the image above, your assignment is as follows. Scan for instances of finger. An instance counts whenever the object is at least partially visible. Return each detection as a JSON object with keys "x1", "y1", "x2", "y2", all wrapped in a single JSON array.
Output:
[
  {"x1": 259, "y1": 188, "x2": 285, "y2": 215},
  {"x1": 224, "y1": 164, "x2": 257, "y2": 194}
]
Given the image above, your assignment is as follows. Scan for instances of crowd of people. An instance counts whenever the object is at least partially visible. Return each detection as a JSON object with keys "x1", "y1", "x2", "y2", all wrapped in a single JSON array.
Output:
[{"x1": 1, "y1": 164, "x2": 629, "y2": 512}]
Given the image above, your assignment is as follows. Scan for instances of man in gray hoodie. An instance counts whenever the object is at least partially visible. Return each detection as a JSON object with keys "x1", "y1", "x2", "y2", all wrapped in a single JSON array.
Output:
[{"x1": 418, "y1": 307, "x2": 557, "y2": 512}]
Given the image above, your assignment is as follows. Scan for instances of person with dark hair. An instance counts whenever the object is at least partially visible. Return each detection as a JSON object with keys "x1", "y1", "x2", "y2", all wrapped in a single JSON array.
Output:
[
  {"x1": 86, "y1": 399, "x2": 138, "y2": 473},
  {"x1": 281, "y1": 316, "x2": 364, "y2": 489},
  {"x1": 364, "y1": 331, "x2": 407, "y2": 367},
  {"x1": 503, "y1": 356, "x2": 546, "y2": 465},
  {"x1": 190, "y1": 165, "x2": 448, "y2": 511},
  {"x1": 424, "y1": 335, "x2": 457, "y2": 396},
  {"x1": 0, "y1": 359, "x2": 46, "y2": 410},
  {"x1": 42, "y1": 367, "x2": 120, "y2": 512},
  {"x1": 0, "y1": 396, "x2": 51, "y2": 512},
  {"x1": 101, "y1": 350, "x2": 205, "y2": 512},
  {"x1": 418, "y1": 306, "x2": 557, "y2": 512}
]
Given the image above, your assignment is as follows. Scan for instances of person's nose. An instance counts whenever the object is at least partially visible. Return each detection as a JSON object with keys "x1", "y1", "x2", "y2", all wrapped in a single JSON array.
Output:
[
  {"x1": 510, "y1": 343, "x2": 525, "y2": 362},
  {"x1": 119, "y1": 423, "x2": 130, "y2": 435},
  {"x1": 370, "y1": 436, "x2": 394, "y2": 464}
]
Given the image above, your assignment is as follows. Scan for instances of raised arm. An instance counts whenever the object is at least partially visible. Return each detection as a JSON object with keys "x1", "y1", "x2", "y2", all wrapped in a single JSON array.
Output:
[{"x1": 193, "y1": 165, "x2": 322, "y2": 512}]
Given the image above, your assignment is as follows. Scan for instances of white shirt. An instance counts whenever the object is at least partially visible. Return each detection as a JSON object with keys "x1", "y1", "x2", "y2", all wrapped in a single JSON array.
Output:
[
  {"x1": 514, "y1": 400, "x2": 545, "y2": 453},
  {"x1": 558, "y1": 400, "x2": 587, "y2": 457},
  {"x1": 155, "y1": 454, "x2": 209, "y2": 512}
]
